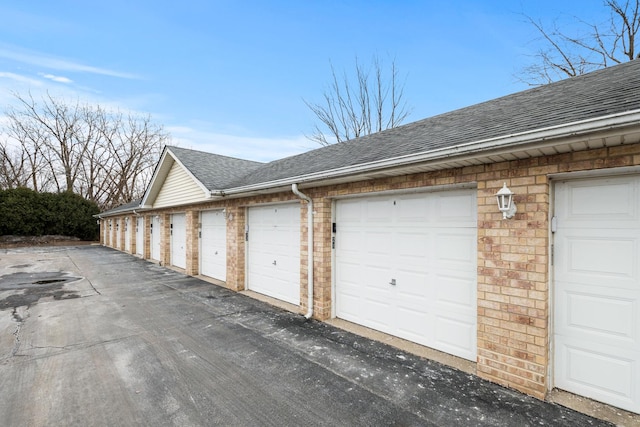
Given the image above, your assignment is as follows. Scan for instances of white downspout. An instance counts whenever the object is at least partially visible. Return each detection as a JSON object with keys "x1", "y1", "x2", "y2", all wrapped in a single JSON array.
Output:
[{"x1": 292, "y1": 183, "x2": 314, "y2": 319}]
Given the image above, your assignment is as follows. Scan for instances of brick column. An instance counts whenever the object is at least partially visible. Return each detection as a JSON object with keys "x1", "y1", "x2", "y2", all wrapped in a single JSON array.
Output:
[
  {"x1": 119, "y1": 217, "x2": 126, "y2": 251},
  {"x1": 476, "y1": 171, "x2": 550, "y2": 400},
  {"x1": 185, "y1": 210, "x2": 200, "y2": 276},
  {"x1": 110, "y1": 219, "x2": 116, "y2": 248},
  {"x1": 143, "y1": 215, "x2": 151, "y2": 259},
  {"x1": 100, "y1": 220, "x2": 105, "y2": 245},
  {"x1": 160, "y1": 213, "x2": 171, "y2": 266},
  {"x1": 311, "y1": 196, "x2": 333, "y2": 320},
  {"x1": 299, "y1": 201, "x2": 309, "y2": 315},
  {"x1": 225, "y1": 206, "x2": 245, "y2": 291},
  {"x1": 130, "y1": 215, "x2": 137, "y2": 255}
]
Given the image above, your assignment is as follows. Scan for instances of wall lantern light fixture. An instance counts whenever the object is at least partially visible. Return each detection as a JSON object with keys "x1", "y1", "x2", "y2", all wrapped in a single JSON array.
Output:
[{"x1": 496, "y1": 183, "x2": 517, "y2": 219}]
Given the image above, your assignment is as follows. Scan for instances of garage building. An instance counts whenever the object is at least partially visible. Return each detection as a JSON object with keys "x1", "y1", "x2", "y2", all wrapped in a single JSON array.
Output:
[{"x1": 97, "y1": 60, "x2": 640, "y2": 415}]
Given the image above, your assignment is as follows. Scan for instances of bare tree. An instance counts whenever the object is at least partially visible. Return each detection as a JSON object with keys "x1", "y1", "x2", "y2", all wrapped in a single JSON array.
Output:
[
  {"x1": 305, "y1": 55, "x2": 412, "y2": 146},
  {"x1": 0, "y1": 141, "x2": 30, "y2": 189},
  {"x1": 1, "y1": 92, "x2": 168, "y2": 210},
  {"x1": 521, "y1": 0, "x2": 640, "y2": 85}
]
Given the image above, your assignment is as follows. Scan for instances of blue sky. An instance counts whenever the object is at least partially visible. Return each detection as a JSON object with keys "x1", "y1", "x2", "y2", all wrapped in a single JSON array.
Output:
[{"x1": 0, "y1": 1, "x2": 607, "y2": 162}]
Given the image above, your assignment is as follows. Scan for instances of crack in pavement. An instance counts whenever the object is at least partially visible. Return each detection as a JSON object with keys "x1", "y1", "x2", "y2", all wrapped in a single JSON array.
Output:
[
  {"x1": 9, "y1": 334, "x2": 140, "y2": 361},
  {"x1": 0, "y1": 306, "x2": 29, "y2": 364}
]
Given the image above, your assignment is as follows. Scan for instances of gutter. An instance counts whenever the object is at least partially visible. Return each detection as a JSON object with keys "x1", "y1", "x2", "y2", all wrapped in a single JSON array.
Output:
[
  {"x1": 291, "y1": 183, "x2": 314, "y2": 320},
  {"x1": 216, "y1": 109, "x2": 640, "y2": 196}
]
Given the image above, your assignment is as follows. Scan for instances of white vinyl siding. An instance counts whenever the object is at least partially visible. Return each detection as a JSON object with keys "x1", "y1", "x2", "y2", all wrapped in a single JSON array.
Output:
[{"x1": 154, "y1": 161, "x2": 206, "y2": 208}]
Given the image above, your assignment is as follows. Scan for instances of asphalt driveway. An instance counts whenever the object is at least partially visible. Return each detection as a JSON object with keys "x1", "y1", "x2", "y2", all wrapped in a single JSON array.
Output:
[{"x1": 0, "y1": 245, "x2": 613, "y2": 426}]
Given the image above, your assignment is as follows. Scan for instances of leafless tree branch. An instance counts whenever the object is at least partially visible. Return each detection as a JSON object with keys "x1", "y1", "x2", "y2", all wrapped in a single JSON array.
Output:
[
  {"x1": 520, "y1": 0, "x2": 640, "y2": 85},
  {"x1": 0, "y1": 92, "x2": 168, "y2": 210},
  {"x1": 304, "y1": 55, "x2": 412, "y2": 145}
]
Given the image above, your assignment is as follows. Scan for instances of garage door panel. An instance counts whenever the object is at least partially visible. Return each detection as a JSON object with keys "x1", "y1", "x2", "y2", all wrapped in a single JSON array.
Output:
[
  {"x1": 559, "y1": 234, "x2": 637, "y2": 282},
  {"x1": 436, "y1": 274, "x2": 476, "y2": 311},
  {"x1": 436, "y1": 232, "x2": 476, "y2": 264},
  {"x1": 365, "y1": 198, "x2": 393, "y2": 221},
  {"x1": 557, "y1": 340, "x2": 636, "y2": 409},
  {"x1": 436, "y1": 192, "x2": 477, "y2": 222},
  {"x1": 336, "y1": 188, "x2": 477, "y2": 361},
  {"x1": 396, "y1": 272, "x2": 431, "y2": 302},
  {"x1": 555, "y1": 176, "x2": 640, "y2": 413},
  {"x1": 435, "y1": 315, "x2": 476, "y2": 357},
  {"x1": 397, "y1": 195, "x2": 430, "y2": 222},
  {"x1": 366, "y1": 231, "x2": 394, "y2": 256},
  {"x1": 396, "y1": 231, "x2": 430, "y2": 258},
  {"x1": 561, "y1": 178, "x2": 639, "y2": 222},
  {"x1": 336, "y1": 261, "x2": 362, "y2": 283},
  {"x1": 557, "y1": 288, "x2": 637, "y2": 342},
  {"x1": 397, "y1": 310, "x2": 435, "y2": 343},
  {"x1": 337, "y1": 199, "x2": 364, "y2": 222}
]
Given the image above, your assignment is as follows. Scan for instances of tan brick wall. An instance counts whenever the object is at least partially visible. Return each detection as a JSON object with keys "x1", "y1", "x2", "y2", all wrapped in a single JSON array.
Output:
[
  {"x1": 129, "y1": 215, "x2": 136, "y2": 255},
  {"x1": 101, "y1": 140, "x2": 640, "y2": 402},
  {"x1": 160, "y1": 213, "x2": 170, "y2": 266},
  {"x1": 310, "y1": 195, "x2": 333, "y2": 320},
  {"x1": 185, "y1": 210, "x2": 199, "y2": 276},
  {"x1": 225, "y1": 206, "x2": 245, "y2": 291},
  {"x1": 110, "y1": 218, "x2": 116, "y2": 248},
  {"x1": 477, "y1": 172, "x2": 550, "y2": 399},
  {"x1": 120, "y1": 218, "x2": 125, "y2": 250},
  {"x1": 143, "y1": 215, "x2": 151, "y2": 259}
]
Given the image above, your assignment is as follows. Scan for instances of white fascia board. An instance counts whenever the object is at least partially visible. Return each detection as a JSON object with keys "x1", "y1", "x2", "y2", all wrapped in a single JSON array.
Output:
[
  {"x1": 216, "y1": 110, "x2": 640, "y2": 196},
  {"x1": 140, "y1": 147, "x2": 172, "y2": 207}
]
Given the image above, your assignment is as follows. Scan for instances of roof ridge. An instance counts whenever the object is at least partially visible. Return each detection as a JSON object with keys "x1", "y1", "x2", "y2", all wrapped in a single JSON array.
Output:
[{"x1": 167, "y1": 145, "x2": 265, "y2": 165}]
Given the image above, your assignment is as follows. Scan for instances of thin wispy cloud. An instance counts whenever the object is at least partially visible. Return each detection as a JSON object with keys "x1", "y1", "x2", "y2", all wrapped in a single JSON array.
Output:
[
  {"x1": 39, "y1": 73, "x2": 73, "y2": 84},
  {"x1": 0, "y1": 71, "x2": 44, "y2": 86},
  {"x1": 0, "y1": 45, "x2": 139, "y2": 79}
]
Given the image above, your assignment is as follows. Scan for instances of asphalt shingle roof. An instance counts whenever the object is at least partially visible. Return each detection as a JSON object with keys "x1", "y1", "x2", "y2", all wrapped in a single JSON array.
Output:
[
  {"x1": 101, "y1": 60, "x2": 640, "y2": 215},
  {"x1": 167, "y1": 146, "x2": 264, "y2": 190},
  {"x1": 99, "y1": 199, "x2": 142, "y2": 216},
  {"x1": 227, "y1": 60, "x2": 640, "y2": 188}
]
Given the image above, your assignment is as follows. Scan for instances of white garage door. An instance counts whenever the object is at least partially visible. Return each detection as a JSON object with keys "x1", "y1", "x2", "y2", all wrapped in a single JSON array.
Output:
[
  {"x1": 115, "y1": 219, "x2": 121, "y2": 248},
  {"x1": 124, "y1": 218, "x2": 131, "y2": 252},
  {"x1": 247, "y1": 203, "x2": 301, "y2": 305},
  {"x1": 335, "y1": 189, "x2": 477, "y2": 361},
  {"x1": 151, "y1": 215, "x2": 161, "y2": 261},
  {"x1": 200, "y1": 210, "x2": 226, "y2": 281},
  {"x1": 135, "y1": 217, "x2": 144, "y2": 256},
  {"x1": 554, "y1": 175, "x2": 640, "y2": 414},
  {"x1": 171, "y1": 213, "x2": 186, "y2": 269}
]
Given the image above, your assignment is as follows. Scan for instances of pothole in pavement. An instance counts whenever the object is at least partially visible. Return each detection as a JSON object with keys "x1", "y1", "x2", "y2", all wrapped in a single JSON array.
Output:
[{"x1": 0, "y1": 271, "x2": 82, "y2": 310}]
